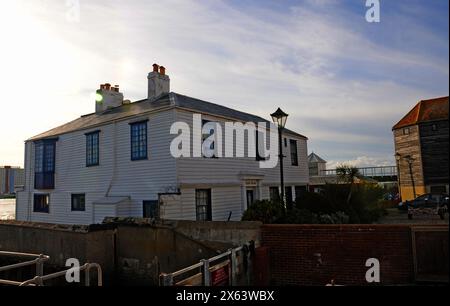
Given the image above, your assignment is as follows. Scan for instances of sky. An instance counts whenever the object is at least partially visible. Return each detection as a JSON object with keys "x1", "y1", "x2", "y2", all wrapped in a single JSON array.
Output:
[{"x1": 0, "y1": 0, "x2": 448, "y2": 169}]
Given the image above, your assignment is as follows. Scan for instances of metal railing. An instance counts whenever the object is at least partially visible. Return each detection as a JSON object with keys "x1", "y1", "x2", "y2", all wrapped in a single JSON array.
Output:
[
  {"x1": 160, "y1": 241, "x2": 254, "y2": 286},
  {"x1": 320, "y1": 166, "x2": 397, "y2": 178},
  {"x1": 0, "y1": 251, "x2": 102, "y2": 286}
]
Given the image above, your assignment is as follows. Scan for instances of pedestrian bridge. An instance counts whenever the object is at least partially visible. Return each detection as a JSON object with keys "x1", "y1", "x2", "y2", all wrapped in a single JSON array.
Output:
[{"x1": 320, "y1": 166, "x2": 398, "y2": 182}]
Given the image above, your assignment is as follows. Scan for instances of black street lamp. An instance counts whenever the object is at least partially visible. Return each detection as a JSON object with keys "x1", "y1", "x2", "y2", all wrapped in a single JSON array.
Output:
[
  {"x1": 404, "y1": 155, "x2": 416, "y2": 199},
  {"x1": 271, "y1": 107, "x2": 289, "y2": 209}
]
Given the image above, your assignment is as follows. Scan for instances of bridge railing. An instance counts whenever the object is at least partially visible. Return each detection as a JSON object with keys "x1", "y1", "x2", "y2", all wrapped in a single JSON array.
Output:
[{"x1": 320, "y1": 166, "x2": 397, "y2": 177}]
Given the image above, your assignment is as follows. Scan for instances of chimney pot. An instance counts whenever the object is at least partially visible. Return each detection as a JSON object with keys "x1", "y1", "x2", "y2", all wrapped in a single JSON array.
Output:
[
  {"x1": 152, "y1": 63, "x2": 159, "y2": 73},
  {"x1": 105, "y1": 83, "x2": 111, "y2": 90},
  {"x1": 159, "y1": 66, "x2": 166, "y2": 75}
]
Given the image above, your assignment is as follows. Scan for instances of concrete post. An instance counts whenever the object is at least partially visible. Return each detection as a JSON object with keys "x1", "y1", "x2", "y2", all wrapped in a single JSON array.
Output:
[
  {"x1": 160, "y1": 273, "x2": 173, "y2": 286},
  {"x1": 231, "y1": 248, "x2": 238, "y2": 286},
  {"x1": 201, "y1": 259, "x2": 210, "y2": 286}
]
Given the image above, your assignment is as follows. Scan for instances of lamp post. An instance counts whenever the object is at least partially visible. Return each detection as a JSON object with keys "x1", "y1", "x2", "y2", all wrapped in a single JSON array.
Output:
[
  {"x1": 395, "y1": 153, "x2": 402, "y2": 201},
  {"x1": 404, "y1": 155, "x2": 416, "y2": 199},
  {"x1": 271, "y1": 107, "x2": 289, "y2": 210}
]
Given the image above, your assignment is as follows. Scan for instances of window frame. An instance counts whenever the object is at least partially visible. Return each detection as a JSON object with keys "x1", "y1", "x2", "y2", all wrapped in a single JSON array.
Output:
[
  {"x1": 85, "y1": 130, "x2": 100, "y2": 167},
  {"x1": 71, "y1": 193, "x2": 86, "y2": 212},
  {"x1": 34, "y1": 139, "x2": 57, "y2": 190},
  {"x1": 195, "y1": 189, "x2": 212, "y2": 221},
  {"x1": 33, "y1": 194, "x2": 50, "y2": 213},
  {"x1": 290, "y1": 139, "x2": 299, "y2": 166},
  {"x1": 129, "y1": 120, "x2": 148, "y2": 161},
  {"x1": 403, "y1": 127, "x2": 410, "y2": 135}
]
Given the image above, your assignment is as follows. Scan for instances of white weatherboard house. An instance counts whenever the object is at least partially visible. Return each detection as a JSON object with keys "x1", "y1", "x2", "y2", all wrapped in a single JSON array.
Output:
[{"x1": 16, "y1": 65, "x2": 309, "y2": 225}]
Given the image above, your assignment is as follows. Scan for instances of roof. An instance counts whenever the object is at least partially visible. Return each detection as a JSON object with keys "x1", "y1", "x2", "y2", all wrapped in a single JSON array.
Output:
[
  {"x1": 308, "y1": 152, "x2": 327, "y2": 163},
  {"x1": 28, "y1": 92, "x2": 307, "y2": 141},
  {"x1": 392, "y1": 96, "x2": 449, "y2": 130}
]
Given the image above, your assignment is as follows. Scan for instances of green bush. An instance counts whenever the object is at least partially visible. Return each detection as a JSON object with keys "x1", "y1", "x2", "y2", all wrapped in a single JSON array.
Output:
[
  {"x1": 241, "y1": 184, "x2": 386, "y2": 224},
  {"x1": 241, "y1": 199, "x2": 285, "y2": 224}
]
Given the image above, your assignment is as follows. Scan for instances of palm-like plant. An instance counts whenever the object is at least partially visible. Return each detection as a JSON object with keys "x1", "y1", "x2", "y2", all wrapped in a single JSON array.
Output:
[{"x1": 336, "y1": 164, "x2": 360, "y2": 204}]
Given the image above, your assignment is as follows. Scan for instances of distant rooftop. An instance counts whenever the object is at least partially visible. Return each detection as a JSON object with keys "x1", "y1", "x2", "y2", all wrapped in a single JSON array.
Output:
[
  {"x1": 308, "y1": 152, "x2": 327, "y2": 163},
  {"x1": 392, "y1": 96, "x2": 449, "y2": 130}
]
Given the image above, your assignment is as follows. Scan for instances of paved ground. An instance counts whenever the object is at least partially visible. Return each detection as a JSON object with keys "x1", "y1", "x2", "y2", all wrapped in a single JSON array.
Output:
[{"x1": 376, "y1": 208, "x2": 449, "y2": 225}]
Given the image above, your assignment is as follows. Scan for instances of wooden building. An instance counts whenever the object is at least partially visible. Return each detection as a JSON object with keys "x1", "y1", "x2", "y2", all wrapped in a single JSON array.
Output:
[{"x1": 393, "y1": 96, "x2": 449, "y2": 201}]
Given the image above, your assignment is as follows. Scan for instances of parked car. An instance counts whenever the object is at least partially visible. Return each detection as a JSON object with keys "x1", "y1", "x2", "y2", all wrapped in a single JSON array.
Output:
[{"x1": 405, "y1": 193, "x2": 449, "y2": 220}]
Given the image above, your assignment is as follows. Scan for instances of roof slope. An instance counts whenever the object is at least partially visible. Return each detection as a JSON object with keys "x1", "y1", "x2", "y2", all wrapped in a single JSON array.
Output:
[
  {"x1": 308, "y1": 152, "x2": 326, "y2": 163},
  {"x1": 29, "y1": 92, "x2": 307, "y2": 141},
  {"x1": 393, "y1": 96, "x2": 449, "y2": 130}
]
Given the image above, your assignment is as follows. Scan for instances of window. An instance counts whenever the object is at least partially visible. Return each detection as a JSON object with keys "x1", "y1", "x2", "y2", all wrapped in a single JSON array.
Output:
[
  {"x1": 33, "y1": 194, "x2": 49, "y2": 213},
  {"x1": 255, "y1": 130, "x2": 266, "y2": 161},
  {"x1": 196, "y1": 189, "x2": 212, "y2": 221},
  {"x1": 290, "y1": 139, "x2": 298, "y2": 166},
  {"x1": 432, "y1": 124, "x2": 438, "y2": 131},
  {"x1": 71, "y1": 194, "x2": 86, "y2": 211},
  {"x1": 34, "y1": 139, "x2": 57, "y2": 189},
  {"x1": 143, "y1": 200, "x2": 159, "y2": 218},
  {"x1": 269, "y1": 187, "x2": 280, "y2": 202},
  {"x1": 295, "y1": 186, "x2": 307, "y2": 200},
  {"x1": 284, "y1": 138, "x2": 287, "y2": 147},
  {"x1": 130, "y1": 121, "x2": 148, "y2": 160},
  {"x1": 403, "y1": 128, "x2": 410, "y2": 135},
  {"x1": 202, "y1": 120, "x2": 217, "y2": 158},
  {"x1": 86, "y1": 131, "x2": 99, "y2": 167}
]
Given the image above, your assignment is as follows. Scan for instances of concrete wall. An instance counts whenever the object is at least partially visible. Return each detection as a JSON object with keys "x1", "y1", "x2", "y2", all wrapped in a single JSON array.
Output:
[
  {"x1": 0, "y1": 220, "x2": 221, "y2": 285},
  {"x1": 170, "y1": 220, "x2": 262, "y2": 247},
  {"x1": 115, "y1": 226, "x2": 218, "y2": 285},
  {"x1": 0, "y1": 221, "x2": 115, "y2": 283}
]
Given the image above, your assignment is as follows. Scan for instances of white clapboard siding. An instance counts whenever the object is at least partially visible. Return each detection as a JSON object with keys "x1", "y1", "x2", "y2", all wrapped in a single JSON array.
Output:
[
  {"x1": 174, "y1": 109, "x2": 309, "y2": 186},
  {"x1": 16, "y1": 109, "x2": 178, "y2": 225}
]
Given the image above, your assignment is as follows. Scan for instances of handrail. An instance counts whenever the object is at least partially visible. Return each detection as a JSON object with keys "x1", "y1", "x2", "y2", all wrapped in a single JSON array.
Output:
[
  {"x1": 160, "y1": 242, "x2": 252, "y2": 286},
  {"x1": 0, "y1": 251, "x2": 102, "y2": 286},
  {"x1": 19, "y1": 263, "x2": 103, "y2": 286}
]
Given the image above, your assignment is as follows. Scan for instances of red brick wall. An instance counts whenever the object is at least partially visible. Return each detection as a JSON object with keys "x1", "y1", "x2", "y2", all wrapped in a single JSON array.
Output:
[{"x1": 261, "y1": 224, "x2": 415, "y2": 285}]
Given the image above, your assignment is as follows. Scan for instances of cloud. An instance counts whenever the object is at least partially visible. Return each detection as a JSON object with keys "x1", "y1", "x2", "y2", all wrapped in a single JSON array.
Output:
[
  {"x1": 327, "y1": 155, "x2": 395, "y2": 170},
  {"x1": 0, "y1": 0, "x2": 448, "y2": 166}
]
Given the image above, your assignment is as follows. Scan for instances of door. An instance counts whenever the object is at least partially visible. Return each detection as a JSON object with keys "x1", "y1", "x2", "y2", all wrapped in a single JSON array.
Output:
[
  {"x1": 285, "y1": 186, "x2": 293, "y2": 209},
  {"x1": 246, "y1": 190, "x2": 255, "y2": 207},
  {"x1": 143, "y1": 200, "x2": 159, "y2": 218}
]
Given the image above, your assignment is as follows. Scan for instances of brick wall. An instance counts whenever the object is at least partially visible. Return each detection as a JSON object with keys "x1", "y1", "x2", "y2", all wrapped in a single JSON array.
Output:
[{"x1": 261, "y1": 224, "x2": 415, "y2": 285}]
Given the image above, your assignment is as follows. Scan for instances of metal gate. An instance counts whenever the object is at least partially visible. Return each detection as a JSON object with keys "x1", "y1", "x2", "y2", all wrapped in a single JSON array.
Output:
[{"x1": 160, "y1": 241, "x2": 255, "y2": 286}]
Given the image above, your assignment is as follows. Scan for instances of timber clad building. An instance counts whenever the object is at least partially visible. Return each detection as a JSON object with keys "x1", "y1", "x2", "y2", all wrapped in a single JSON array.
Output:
[
  {"x1": 393, "y1": 96, "x2": 449, "y2": 201},
  {"x1": 16, "y1": 65, "x2": 309, "y2": 225}
]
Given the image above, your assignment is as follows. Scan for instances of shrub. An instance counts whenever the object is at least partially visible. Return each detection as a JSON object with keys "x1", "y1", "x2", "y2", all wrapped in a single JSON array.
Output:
[{"x1": 241, "y1": 199, "x2": 285, "y2": 224}]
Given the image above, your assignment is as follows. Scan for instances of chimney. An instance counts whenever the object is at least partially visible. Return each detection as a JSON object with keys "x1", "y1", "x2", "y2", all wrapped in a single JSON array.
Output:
[
  {"x1": 95, "y1": 83, "x2": 124, "y2": 113},
  {"x1": 148, "y1": 63, "x2": 170, "y2": 100}
]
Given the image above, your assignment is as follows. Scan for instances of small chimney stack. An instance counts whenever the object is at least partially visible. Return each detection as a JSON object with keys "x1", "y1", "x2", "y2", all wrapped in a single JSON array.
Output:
[
  {"x1": 148, "y1": 63, "x2": 170, "y2": 100},
  {"x1": 95, "y1": 82, "x2": 124, "y2": 113}
]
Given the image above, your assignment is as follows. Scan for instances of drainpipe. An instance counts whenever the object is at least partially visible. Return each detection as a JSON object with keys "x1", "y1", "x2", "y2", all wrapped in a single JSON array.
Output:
[{"x1": 105, "y1": 121, "x2": 118, "y2": 197}]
